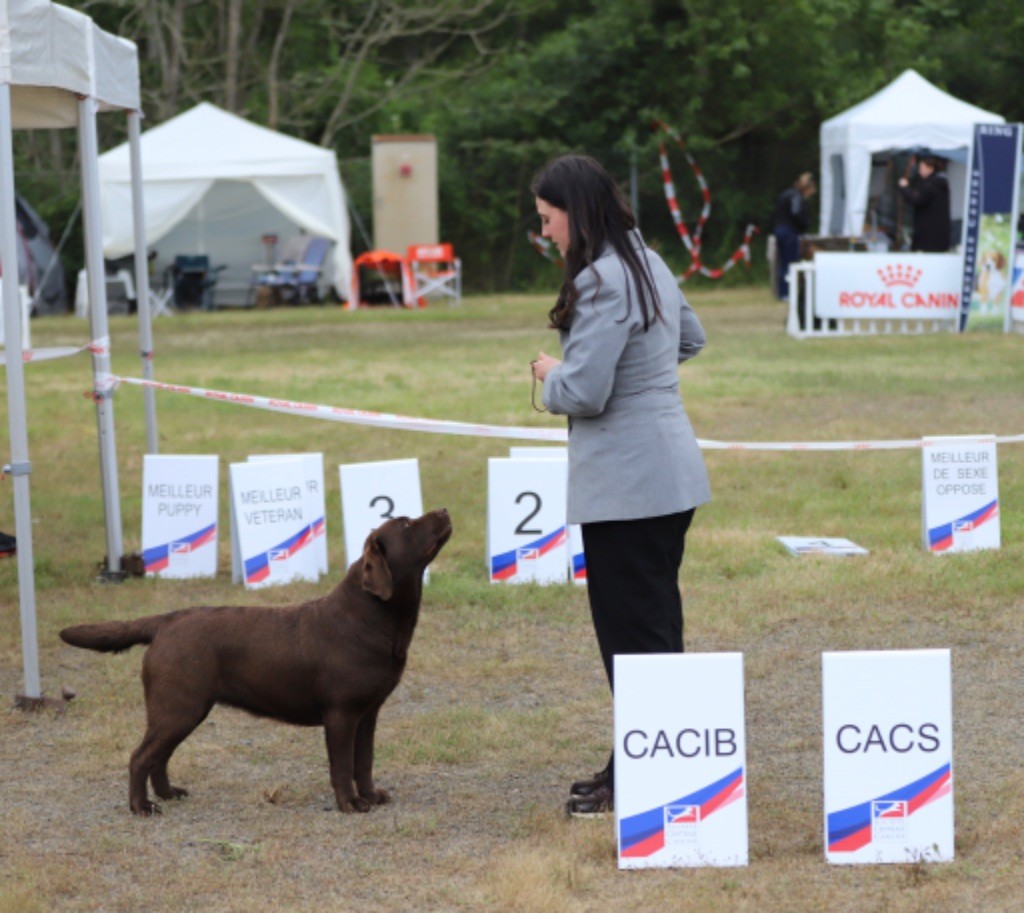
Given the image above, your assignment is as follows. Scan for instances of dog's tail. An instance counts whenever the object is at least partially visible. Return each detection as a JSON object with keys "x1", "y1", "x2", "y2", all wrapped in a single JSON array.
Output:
[{"x1": 60, "y1": 611, "x2": 184, "y2": 654}]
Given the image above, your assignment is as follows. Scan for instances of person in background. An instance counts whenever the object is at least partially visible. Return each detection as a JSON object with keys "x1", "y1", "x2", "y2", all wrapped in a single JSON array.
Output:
[
  {"x1": 772, "y1": 172, "x2": 816, "y2": 300},
  {"x1": 898, "y1": 154, "x2": 951, "y2": 252},
  {"x1": 530, "y1": 154, "x2": 710, "y2": 817}
]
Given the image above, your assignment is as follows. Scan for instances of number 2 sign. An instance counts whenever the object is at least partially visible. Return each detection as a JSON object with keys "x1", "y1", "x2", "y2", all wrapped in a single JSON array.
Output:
[
  {"x1": 338, "y1": 458, "x2": 425, "y2": 571},
  {"x1": 487, "y1": 457, "x2": 569, "y2": 584}
]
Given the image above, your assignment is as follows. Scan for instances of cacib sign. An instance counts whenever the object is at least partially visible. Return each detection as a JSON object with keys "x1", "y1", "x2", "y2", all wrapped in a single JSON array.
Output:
[
  {"x1": 814, "y1": 252, "x2": 962, "y2": 320},
  {"x1": 615, "y1": 653, "x2": 748, "y2": 869}
]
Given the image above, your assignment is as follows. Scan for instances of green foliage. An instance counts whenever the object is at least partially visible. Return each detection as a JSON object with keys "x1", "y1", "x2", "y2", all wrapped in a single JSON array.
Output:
[{"x1": 10, "y1": 0, "x2": 1024, "y2": 296}]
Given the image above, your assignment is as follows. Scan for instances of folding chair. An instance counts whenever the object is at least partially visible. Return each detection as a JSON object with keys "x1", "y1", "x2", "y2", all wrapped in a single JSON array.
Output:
[
  {"x1": 248, "y1": 235, "x2": 330, "y2": 306},
  {"x1": 167, "y1": 255, "x2": 226, "y2": 311},
  {"x1": 406, "y1": 243, "x2": 462, "y2": 307}
]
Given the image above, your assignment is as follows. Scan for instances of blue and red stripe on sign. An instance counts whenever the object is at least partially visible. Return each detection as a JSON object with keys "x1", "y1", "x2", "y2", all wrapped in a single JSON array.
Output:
[
  {"x1": 572, "y1": 551, "x2": 586, "y2": 581},
  {"x1": 143, "y1": 523, "x2": 217, "y2": 573},
  {"x1": 827, "y1": 762, "x2": 952, "y2": 853},
  {"x1": 928, "y1": 500, "x2": 998, "y2": 551},
  {"x1": 619, "y1": 767, "x2": 745, "y2": 858},
  {"x1": 244, "y1": 517, "x2": 321, "y2": 584},
  {"x1": 490, "y1": 527, "x2": 567, "y2": 581}
]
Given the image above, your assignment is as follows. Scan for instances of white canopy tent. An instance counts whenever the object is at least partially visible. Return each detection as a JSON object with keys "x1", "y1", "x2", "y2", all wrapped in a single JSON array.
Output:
[
  {"x1": 1, "y1": 0, "x2": 151, "y2": 702},
  {"x1": 99, "y1": 103, "x2": 353, "y2": 304},
  {"x1": 820, "y1": 69, "x2": 1005, "y2": 238}
]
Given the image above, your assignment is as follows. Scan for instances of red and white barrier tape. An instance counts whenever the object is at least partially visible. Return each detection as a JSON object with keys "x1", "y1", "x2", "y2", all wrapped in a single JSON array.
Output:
[
  {"x1": 0, "y1": 336, "x2": 109, "y2": 365},
  {"x1": 100, "y1": 374, "x2": 568, "y2": 442},
  {"x1": 653, "y1": 119, "x2": 759, "y2": 282},
  {"x1": 527, "y1": 231, "x2": 564, "y2": 268},
  {"x1": 99, "y1": 373, "x2": 1024, "y2": 450}
]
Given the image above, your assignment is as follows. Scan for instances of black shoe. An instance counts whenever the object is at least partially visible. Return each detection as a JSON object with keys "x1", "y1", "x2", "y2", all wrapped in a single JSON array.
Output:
[
  {"x1": 566, "y1": 783, "x2": 613, "y2": 818},
  {"x1": 569, "y1": 768, "x2": 610, "y2": 798},
  {"x1": 0, "y1": 531, "x2": 15, "y2": 557}
]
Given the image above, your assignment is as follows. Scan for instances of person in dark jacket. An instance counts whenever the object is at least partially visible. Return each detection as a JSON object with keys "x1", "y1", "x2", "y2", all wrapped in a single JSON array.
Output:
[
  {"x1": 898, "y1": 156, "x2": 951, "y2": 252},
  {"x1": 772, "y1": 172, "x2": 815, "y2": 300}
]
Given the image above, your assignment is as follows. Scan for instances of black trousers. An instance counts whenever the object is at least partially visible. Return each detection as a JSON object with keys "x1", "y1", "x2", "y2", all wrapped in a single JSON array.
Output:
[{"x1": 581, "y1": 508, "x2": 695, "y2": 777}]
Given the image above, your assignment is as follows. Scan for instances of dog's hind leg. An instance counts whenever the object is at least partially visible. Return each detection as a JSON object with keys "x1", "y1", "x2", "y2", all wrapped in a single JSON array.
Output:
[
  {"x1": 354, "y1": 706, "x2": 390, "y2": 806},
  {"x1": 323, "y1": 709, "x2": 369, "y2": 812}
]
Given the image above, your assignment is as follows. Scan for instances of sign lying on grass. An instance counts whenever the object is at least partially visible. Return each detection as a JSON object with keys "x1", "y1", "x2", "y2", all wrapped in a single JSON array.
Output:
[
  {"x1": 338, "y1": 458, "x2": 425, "y2": 573},
  {"x1": 141, "y1": 454, "x2": 219, "y2": 578},
  {"x1": 823, "y1": 649, "x2": 954, "y2": 865},
  {"x1": 229, "y1": 459, "x2": 319, "y2": 588},
  {"x1": 250, "y1": 453, "x2": 327, "y2": 576},
  {"x1": 777, "y1": 537, "x2": 868, "y2": 557},
  {"x1": 487, "y1": 457, "x2": 568, "y2": 584},
  {"x1": 615, "y1": 653, "x2": 748, "y2": 869},
  {"x1": 508, "y1": 446, "x2": 585, "y2": 585},
  {"x1": 921, "y1": 435, "x2": 999, "y2": 553}
]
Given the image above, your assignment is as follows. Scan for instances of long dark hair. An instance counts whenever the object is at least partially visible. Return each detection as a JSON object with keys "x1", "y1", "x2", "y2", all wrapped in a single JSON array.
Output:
[{"x1": 531, "y1": 154, "x2": 662, "y2": 330}]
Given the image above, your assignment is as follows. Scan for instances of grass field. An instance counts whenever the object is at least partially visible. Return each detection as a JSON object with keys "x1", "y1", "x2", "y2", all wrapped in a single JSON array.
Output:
[{"x1": 2, "y1": 288, "x2": 1023, "y2": 912}]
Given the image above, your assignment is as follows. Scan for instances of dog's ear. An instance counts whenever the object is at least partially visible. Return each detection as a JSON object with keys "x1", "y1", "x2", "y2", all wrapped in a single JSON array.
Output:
[{"x1": 361, "y1": 533, "x2": 393, "y2": 600}]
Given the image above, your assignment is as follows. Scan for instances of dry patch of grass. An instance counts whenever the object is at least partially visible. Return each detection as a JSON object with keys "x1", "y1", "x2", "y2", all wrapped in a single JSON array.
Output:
[{"x1": 2, "y1": 291, "x2": 1024, "y2": 912}]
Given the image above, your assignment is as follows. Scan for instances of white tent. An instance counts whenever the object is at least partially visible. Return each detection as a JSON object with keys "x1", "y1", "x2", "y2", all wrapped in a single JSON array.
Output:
[
  {"x1": 99, "y1": 103, "x2": 353, "y2": 303},
  {"x1": 2, "y1": 0, "x2": 149, "y2": 702},
  {"x1": 820, "y1": 69, "x2": 1005, "y2": 237}
]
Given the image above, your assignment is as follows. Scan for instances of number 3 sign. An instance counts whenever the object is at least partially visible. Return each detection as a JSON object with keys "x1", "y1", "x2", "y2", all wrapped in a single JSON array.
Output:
[
  {"x1": 339, "y1": 458, "x2": 425, "y2": 571},
  {"x1": 487, "y1": 457, "x2": 569, "y2": 584}
]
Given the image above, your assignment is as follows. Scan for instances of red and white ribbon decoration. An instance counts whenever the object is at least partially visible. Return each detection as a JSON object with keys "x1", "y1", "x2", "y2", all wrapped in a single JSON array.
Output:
[
  {"x1": 527, "y1": 230, "x2": 564, "y2": 269},
  {"x1": 653, "y1": 119, "x2": 759, "y2": 282},
  {"x1": 97, "y1": 372, "x2": 1024, "y2": 450},
  {"x1": 0, "y1": 336, "x2": 109, "y2": 365}
]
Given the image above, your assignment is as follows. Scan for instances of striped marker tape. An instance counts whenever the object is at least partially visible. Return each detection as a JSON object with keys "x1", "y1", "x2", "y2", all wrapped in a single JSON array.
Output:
[
  {"x1": 0, "y1": 336, "x2": 110, "y2": 365},
  {"x1": 99, "y1": 373, "x2": 1024, "y2": 450}
]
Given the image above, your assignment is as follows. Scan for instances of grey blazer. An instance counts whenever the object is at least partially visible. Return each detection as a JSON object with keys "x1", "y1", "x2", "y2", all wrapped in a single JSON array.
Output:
[{"x1": 541, "y1": 233, "x2": 711, "y2": 525}]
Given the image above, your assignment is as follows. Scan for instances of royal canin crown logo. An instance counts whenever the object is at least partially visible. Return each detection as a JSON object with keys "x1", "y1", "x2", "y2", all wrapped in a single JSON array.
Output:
[{"x1": 876, "y1": 264, "x2": 922, "y2": 288}]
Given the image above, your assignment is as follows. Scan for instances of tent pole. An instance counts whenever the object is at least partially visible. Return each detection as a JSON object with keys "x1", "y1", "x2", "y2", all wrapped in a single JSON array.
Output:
[
  {"x1": 0, "y1": 84, "x2": 41, "y2": 699},
  {"x1": 128, "y1": 110, "x2": 158, "y2": 454},
  {"x1": 79, "y1": 96, "x2": 124, "y2": 579}
]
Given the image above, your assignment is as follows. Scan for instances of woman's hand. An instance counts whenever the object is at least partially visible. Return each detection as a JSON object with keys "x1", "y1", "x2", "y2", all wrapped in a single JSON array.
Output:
[{"x1": 531, "y1": 351, "x2": 561, "y2": 382}]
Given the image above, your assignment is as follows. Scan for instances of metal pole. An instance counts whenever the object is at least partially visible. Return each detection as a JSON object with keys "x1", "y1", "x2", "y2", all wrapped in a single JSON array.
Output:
[
  {"x1": 79, "y1": 96, "x2": 124, "y2": 579},
  {"x1": 0, "y1": 84, "x2": 41, "y2": 698},
  {"x1": 128, "y1": 110, "x2": 158, "y2": 453}
]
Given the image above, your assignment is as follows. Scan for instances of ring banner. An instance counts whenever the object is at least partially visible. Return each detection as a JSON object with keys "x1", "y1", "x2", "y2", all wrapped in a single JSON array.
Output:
[
  {"x1": 0, "y1": 336, "x2": 109, "y2": 365},
  {"x1": 959, "y1": 123, "x2": 1023, "y2": 331}
]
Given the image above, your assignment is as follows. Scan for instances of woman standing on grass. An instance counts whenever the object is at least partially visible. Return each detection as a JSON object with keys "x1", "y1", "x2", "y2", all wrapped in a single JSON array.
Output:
[{"x1": 530, "y1": 154, "x2": 710, "y2": 817}]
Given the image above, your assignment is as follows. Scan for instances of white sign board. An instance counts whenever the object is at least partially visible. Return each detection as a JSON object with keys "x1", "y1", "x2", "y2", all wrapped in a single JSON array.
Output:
[
  {"x1": 508, "y1": 447, "x2": 585, "y2": 585},
  {"x1": 814, "y1": 253, "x2": 962, "y2": 320},
  {"x1": 249, "y1": 453, "x2": 328, "y2": 575},
  {"x1": 338, "y1": 458, "x2": 424, "y2": 570},
  {"x1": 488, "y1": 458, "x2": 569, "y2": 584},
  {"x1": 921, "y1": 435, "x2": 999, "y2": 553},
  {"x1": 615, "y1": 653, "x2": 748, "y2": 869},
  {"x1": 823, "y1": 650, "x2": 954, "y2": 865},
  {"x1": 229, "y1": 460, "x2": 319, "y2": 588},
  {"x1": 777, "y1": 537, "x2": 868, "y2": 557},
  {"x1": 141, "y1": 455, "x2": 219, "y2": 578}
]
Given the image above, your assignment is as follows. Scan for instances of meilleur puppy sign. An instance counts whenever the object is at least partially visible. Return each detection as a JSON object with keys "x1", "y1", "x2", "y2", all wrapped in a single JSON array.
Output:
[
  {"x1": 141, "y1": 454, "x2": 219, "y2": 578},
  {"x1": 822, "y1": 650, "x2": 954, "y2": 865},
  {"x1": 229, "y1": 460, "x2": 319, "y2": 588},
  {"x1": 614, "y1": 653, "x2": 748, "y2": 869}
]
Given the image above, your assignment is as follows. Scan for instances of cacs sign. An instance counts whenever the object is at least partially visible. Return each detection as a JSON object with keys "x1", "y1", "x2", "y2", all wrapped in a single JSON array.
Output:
[
  {"x1": 814, "y1": 253, "x2": 962, "y2": 320},
  {"x1": 822, "y1": 650, "x2": 954, "y2": 865}
]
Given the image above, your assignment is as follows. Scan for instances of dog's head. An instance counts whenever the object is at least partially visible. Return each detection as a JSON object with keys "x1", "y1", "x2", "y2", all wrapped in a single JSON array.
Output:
[{"x1": 361, "y1": 509, "x2": 452, "y2": 600}]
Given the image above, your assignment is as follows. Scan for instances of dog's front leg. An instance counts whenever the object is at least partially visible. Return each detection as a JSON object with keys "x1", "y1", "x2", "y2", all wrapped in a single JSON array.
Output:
[
  {"x1": 323, "y1": 709, "x2": 370, "y2": 812},
  {"x1": 354, "y1": 706, "x2": 390, "y2": 806}
]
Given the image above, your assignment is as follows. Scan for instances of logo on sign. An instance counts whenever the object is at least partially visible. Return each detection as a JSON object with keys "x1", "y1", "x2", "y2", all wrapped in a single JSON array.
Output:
[
  {"x1": 871, "y1": 799, "x2": 909, "y2": 843},
  {"x1": 877, "y1": 264, "x2": 923, "y2": 288},
  {"x1": 837, "y1": 263, "x2": 958, "y2": 311},
  {"x1": 268, "y1": 548, "x2": 290, "y2": 579},
  {"x1": 664, "y1": 804, "x2": 700, "y2": 847}
]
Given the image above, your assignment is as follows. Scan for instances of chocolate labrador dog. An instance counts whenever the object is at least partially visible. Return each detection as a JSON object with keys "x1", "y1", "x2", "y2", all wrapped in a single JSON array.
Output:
[{"x1": 60, "y1": 508, "x2": 452, "y2": 816}]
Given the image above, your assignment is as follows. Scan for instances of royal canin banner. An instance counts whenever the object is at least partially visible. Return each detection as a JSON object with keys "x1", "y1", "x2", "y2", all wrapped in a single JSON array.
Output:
[{"x1": 813, "y1": 252, "x2": 962, "y2": 320}]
